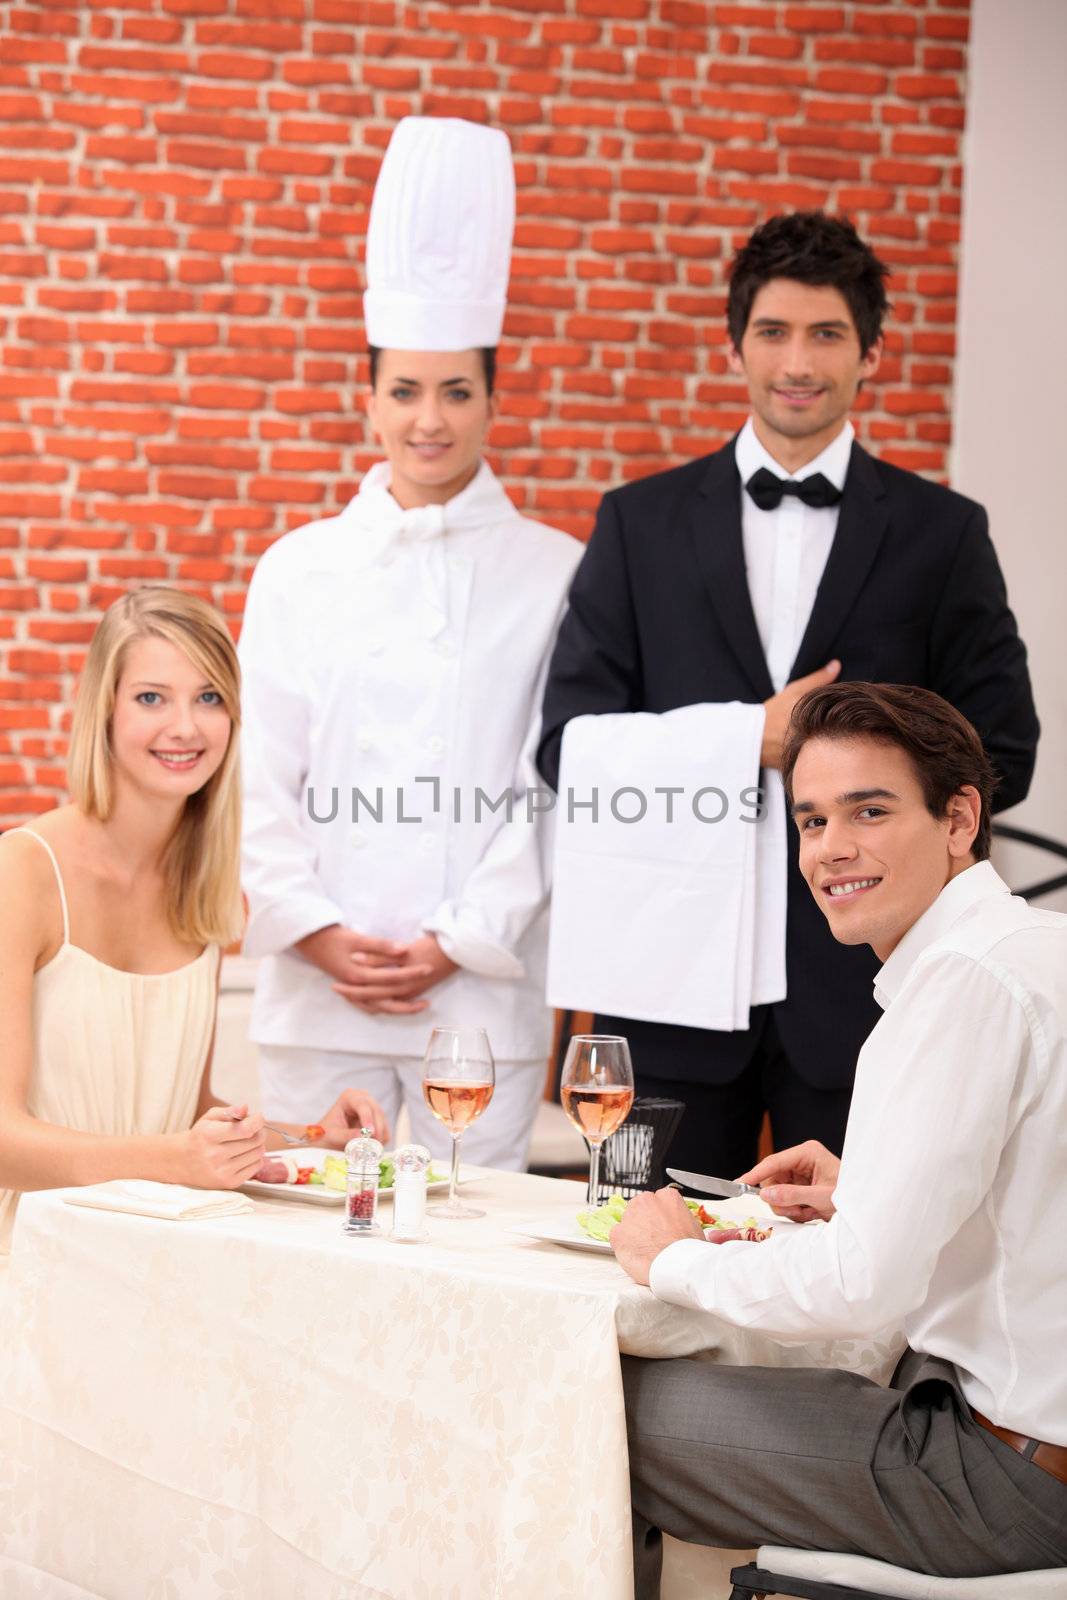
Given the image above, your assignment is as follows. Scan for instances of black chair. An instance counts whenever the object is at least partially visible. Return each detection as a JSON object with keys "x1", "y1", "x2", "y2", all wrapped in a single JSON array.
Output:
[
  {"x1": 991, "y1": 820, "x2": 1067, "y2": 903},
  {"x1": 729, "y1": 1561, "x2": 895, "y2": 1599}
]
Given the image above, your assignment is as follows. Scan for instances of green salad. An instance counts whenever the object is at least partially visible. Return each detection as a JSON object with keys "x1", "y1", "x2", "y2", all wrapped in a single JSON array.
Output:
[
  {"x1": 577, "y1": 1193, "x2": 630, "y2": 1242},
  {"x1": 577, "y1": 1193, "x2": 770, "y2": 1241},
  {"x1": 319, "y1": 1153, "x2": 443, "y2": 1193}
]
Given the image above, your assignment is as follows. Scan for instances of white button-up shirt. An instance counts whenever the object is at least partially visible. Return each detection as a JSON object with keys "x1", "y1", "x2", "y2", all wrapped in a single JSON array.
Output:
[
  {"x1": 735, "y1": 415, "x2": 853, "y2": 691},
  {"x1": 239, "y1": 459, "x2": 581, "y2": 1060},
  {"x1": 650, "y1": 862, "x2": 1067, "y2": 1444}
]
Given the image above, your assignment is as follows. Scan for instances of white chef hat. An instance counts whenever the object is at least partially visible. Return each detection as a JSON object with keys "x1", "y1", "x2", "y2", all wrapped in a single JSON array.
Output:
[{"x1": 362, "y1": 116, "x2": 515, "y2": 352}]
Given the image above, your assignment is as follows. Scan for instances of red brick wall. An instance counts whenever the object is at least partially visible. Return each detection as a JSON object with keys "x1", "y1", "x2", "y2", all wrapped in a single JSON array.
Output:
[{"x1": 1, "y1": 0, "x2": 970, "y2": 819}]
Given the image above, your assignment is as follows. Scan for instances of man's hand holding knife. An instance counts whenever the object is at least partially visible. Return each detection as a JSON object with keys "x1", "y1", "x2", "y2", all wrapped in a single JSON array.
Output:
[
  {"x1": 610, "y1": 1139, "x2": 841, "y2": 1286},
  {"x1": 738, "y1": 1139, "x2": 840, "y2": 1224}
]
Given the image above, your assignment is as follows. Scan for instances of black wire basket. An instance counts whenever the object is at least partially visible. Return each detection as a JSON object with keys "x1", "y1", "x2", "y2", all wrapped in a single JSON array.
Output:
[{"x1": 597, "y1": 1097, "x2": 686, "y2": 1203}]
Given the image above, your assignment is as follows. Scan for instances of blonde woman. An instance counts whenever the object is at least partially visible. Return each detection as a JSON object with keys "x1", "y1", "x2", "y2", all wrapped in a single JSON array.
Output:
[{"x1": 0, "y1": 587, "x2": 387, "y2": 1256}]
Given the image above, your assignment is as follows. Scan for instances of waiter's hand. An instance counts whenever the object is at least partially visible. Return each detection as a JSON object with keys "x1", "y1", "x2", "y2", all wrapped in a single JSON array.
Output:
[
  {"x1": 294, "y1": 923, "x2": 435, "y2": 1015},
  {"x1": 761, "y1": 659, "x2": 841, "y2": 770},
  {"x1": 610, "y1": 1187, "x2": 704, "y2": 1286},
  {"x1": 739, "y1": 1139, "x2": 840, "y2": 1223}
]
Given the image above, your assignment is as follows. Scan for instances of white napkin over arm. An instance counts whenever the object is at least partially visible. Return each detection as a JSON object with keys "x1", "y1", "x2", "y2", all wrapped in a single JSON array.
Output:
[{"x1": 546, "y1": 703, "x2": 787, "y2": 1031}]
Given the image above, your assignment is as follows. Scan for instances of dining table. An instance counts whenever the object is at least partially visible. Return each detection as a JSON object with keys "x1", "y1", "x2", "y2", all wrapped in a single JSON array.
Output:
[{"x1": 0, "y1": 1167, "x2": 905, "y2": 1600}]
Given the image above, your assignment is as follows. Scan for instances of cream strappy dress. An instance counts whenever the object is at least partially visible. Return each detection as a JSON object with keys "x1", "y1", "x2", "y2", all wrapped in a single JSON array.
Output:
[{"x1": 0, "y1": 828, "x2": 219, "y2": 1255}]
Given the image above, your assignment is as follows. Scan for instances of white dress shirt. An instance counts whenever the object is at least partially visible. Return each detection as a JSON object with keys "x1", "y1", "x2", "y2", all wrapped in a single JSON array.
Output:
[
  {"x1": 239, "y1": 459, "x2": 581, "y2": 1060},
  {"x1": 650, "y1": 862, "x2": 1067, "y2": 1444},
  {"x1": 735, "y1": 415, "x2": 853, "y2": 692}
]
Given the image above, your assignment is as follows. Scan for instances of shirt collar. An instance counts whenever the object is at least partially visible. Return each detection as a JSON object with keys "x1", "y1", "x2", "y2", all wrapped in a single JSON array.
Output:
[
  {"x1": 345, "y1": 457, "x2": 513, "y2": 544},
  {"x1": 873, "y1": 860, "x2": 1012, "y2": 1009},
  {"x1": 735, "y1": 416, "x2": 854, "y2": 493}
]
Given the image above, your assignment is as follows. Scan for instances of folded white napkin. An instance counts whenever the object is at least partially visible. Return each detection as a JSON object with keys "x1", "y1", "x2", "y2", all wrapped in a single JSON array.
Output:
[
  {"x1": 64, "y1": 1180, "x2": 254, "y2": 1222},
  {"x1": 547, "y1": 703, "x2": 787, "y2": 1031}
]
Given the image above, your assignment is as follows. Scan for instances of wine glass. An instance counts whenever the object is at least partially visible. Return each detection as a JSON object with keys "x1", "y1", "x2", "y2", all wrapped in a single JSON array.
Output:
[
  {"x1": 560, "y1": 1035, "x2": 634, "y2": 1208},
  {"x1": 422, "y1": 1026, "x2": 495, "y2": 1219}
]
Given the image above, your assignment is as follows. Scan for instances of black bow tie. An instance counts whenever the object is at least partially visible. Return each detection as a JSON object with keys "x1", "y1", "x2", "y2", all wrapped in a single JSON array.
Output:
[{"x1": 745, "y1": 466, "x2": 842, "y2": 512}]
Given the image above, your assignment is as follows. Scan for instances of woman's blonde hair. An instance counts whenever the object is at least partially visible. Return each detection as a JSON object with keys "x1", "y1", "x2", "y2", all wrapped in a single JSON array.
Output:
[{"x1": 68, "y1": 587, "x2": 243, "y2": 947}]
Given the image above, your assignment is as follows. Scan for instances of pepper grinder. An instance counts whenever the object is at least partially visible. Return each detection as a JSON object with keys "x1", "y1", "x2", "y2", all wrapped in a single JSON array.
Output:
[{"x1": 343, "y1": 1129, "x2": 383, "y2": 1235}]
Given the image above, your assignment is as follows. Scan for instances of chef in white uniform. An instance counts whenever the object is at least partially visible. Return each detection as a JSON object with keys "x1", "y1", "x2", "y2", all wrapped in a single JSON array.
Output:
[{"x1": 238, "y1": 117, "x2": 581, "y2": 1170}]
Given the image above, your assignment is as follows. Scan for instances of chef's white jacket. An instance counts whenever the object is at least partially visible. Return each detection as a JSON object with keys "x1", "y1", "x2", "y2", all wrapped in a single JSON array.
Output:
[{"x1": 239, "y1": 460, "x2": 582, "y2": 1060}]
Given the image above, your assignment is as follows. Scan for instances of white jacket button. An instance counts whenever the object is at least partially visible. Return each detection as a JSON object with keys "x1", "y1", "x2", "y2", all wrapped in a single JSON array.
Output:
[{"x1": 426, "y1": 735, "x2": 445, "y2": 756}]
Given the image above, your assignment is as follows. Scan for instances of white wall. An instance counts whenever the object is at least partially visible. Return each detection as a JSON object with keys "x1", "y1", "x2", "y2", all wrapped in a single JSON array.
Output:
[{"x1": 954, "y1": 0, "x2": 1067, "y2": 909}]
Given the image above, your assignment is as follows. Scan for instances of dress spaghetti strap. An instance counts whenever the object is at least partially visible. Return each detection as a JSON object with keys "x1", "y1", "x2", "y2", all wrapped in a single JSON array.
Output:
[{"x1": 4, "y1": 828, "x2": 71, "y2": 945}]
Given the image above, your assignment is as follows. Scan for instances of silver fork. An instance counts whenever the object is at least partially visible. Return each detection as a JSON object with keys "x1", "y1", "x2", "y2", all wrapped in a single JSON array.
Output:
[
  {"x1": 264, "y1": 1123, "x2": 324, "y2": 1146},
  {"x1": 224, "y1": 1107, "x2": 324, "y2": 1146}
]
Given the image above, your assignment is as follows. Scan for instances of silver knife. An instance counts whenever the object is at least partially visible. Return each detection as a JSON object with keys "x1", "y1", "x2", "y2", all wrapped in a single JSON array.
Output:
[{"x1": 665, "y1": 1168, "x2": 761, "y2": 1199}]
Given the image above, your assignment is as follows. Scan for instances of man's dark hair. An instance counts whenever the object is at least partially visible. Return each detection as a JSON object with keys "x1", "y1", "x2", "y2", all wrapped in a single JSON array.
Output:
[
  {"x1": 781, "y1": 682, "x2": 997, "y2": 862},
  {"x1": 367, "y1": 344, "x2": 497, "y2": 394},
  {"x1": 727, "y1": 212, "x2": 890, "y2": 356}
]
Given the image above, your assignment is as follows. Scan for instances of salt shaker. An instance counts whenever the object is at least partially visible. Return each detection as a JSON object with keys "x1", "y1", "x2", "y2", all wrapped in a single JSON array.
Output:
[
  {"x1": 390, "y1": 1143, "x2": 431, "y2": 1242},
  {"x1": 343, "y1": 1129, "x2": 383, "y2": 1235}
]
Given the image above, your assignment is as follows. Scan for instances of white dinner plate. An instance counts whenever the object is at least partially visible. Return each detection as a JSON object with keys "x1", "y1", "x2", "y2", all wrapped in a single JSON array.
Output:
[
  {"x1": 243, "y1": 1147, "x2": 451, "y2": 1206},
  {"x1": 511, "y1": 1194, "x2": 791, "y2": 1254},
  {"x1": 511, "y1": 1218, "x2": 614, "y2": 1254}
]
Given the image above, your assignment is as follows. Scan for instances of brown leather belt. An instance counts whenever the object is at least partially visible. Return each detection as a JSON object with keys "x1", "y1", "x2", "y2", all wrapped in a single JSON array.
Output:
[{"x1": 973, "y1": 1410, "x2": 1067, "y2": 1487}]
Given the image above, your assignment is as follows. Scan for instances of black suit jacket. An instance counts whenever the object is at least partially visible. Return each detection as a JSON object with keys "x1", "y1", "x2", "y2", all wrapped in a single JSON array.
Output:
[{"x1": 537, "y1": 438, "x2": 1039, "y2": 1089}]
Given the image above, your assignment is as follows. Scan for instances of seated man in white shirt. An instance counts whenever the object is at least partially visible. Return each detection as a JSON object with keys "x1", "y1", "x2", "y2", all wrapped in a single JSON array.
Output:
[{"x1": 611, "y1": 681, "x2": 1067, "y2": 1596}]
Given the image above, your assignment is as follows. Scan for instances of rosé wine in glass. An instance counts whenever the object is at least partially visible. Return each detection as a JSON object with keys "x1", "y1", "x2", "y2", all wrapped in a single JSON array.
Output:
[
  {"x1": 423, "y1": 1079, "x2": 495, "y2": 1135},
  {"x1": 560, "y1": 1035, "x2": 634, "y2": 1207},
  {"x1": 561, "y1": 1084, "x2": 634, "y2": 1144},
  {"x1": 421, "y1": 1027, "x2": 495, "y2": 1219}
]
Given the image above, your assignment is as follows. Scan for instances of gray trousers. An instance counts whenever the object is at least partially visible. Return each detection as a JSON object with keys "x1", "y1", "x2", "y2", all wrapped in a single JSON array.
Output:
[{"x1": 622, "y1": 1348, "x2": 1067, "y2": 1600}]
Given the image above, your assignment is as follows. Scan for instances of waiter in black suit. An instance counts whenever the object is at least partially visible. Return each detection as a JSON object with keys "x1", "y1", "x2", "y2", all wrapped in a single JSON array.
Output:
[{"x1": 537, "y1": 212, "x2": 1039, "y2": 1177}]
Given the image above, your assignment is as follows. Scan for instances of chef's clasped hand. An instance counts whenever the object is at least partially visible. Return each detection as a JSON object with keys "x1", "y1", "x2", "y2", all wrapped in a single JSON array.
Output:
[{"x1": 294, "y1": 924, "x2": 458, "y2": 1016}]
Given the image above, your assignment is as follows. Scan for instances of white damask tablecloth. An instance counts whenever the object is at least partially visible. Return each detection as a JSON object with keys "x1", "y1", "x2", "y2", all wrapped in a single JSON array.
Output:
[{"x1": 0, "y1": 1170, "x2": 904, "y2": 1600}]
